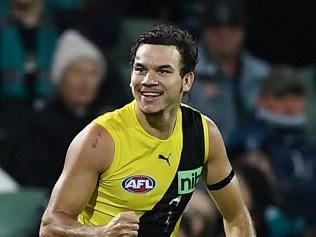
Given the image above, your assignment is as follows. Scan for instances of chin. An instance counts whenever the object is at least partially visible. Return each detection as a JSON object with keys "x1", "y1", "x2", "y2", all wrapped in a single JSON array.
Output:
[
  {"x1": 140, "y1": 104, "x2": 163, "y2": 115},
  {"x1": 142, "y1": 107, "x2": 163, "y2": 115}
]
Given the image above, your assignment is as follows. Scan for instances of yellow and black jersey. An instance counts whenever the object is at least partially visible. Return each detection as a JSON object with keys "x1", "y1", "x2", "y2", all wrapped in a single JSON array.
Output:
[{"x1": 78, "y1": 100, "x2": 209, "y2": 237}]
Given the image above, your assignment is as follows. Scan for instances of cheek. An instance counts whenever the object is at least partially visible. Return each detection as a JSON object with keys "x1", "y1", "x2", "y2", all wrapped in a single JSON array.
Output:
[
  {"x1": 130, "y1": 75, "x2": 142, "y2": 97},
  {"x1": 130, "y1": 77, "x2": 137, "y2": 92},
  {"x1": 230, "y1": 31, "x2": 243, "y2": 45},
  {"x1": 166, "y1": 81, "x2": 182, "y2": 96},
  {"x1": 271, "y1": 102, "x2": 284, "y2": 113},
  {"x1": 290, "y1": 99, "x2": 305, "y2": 113},
  {"x1": 285, "y1": 104, "x2": 305, "y2": 115},
  {"x1": 130, "y1": 73, "x2": 140, "y2": 86},
  {"x1": 61, "y1": 78, "x2": 75, "y2": 93},
  {"x1": 130, "y1": 77, "x2": 136, "y2": 88}
]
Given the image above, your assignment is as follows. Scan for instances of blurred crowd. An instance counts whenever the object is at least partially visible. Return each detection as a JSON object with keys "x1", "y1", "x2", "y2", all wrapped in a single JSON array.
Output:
[{"x1": 0, "y1": 0, "x2": 315, "y2": 237}]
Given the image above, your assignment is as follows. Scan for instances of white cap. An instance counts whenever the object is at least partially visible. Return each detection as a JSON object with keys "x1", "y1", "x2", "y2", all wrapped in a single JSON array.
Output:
[{"x1": 51, "y1": 30, "x2": 106, "y2": 84}]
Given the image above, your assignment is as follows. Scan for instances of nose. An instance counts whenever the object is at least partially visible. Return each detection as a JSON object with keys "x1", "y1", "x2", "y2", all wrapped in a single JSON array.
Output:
[{"x1": 141, "y1": 71, "x2": 158, "y2": 86}]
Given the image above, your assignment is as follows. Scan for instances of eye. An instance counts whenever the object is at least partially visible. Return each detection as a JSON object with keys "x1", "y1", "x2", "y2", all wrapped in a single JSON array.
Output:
[
  {"x1": 158, "y1": 69, "x2": 171, "y2": 74},
  {"x1": 134, "y1": 66, "x2": 146, "y2": 74}
]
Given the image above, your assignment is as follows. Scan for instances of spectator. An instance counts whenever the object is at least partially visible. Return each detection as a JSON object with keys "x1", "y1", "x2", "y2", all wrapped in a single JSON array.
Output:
[
  {"x1": 0, "y1": 0, "x2": 60, "y2": 171},
  {"x1": 234, "y1": 156, "x2": 307, "y2": 237},
  {"x1": 0, "y1": 0, "x2": 59, "y2": 108},
  {"x1": 234, "y1": 159, "x2": 279, "y2": 237},
  {"x1": 228, "y1": 65, "x2": 316, "y2": 236},
  {"x1": 14, "y1": 30, "x2": 128, "y2": 189},
  {"x1": 179, "y1": 188, "x2": 219, "y2": 237},
  {"x1": 188, "y1": 0, "x2": 270, "y2": 140}
]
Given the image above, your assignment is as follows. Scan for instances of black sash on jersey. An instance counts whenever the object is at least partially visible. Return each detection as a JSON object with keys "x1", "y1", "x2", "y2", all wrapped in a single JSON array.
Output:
[{"x1": 138, "y1": 106, "x2": 205, "y2": 237}]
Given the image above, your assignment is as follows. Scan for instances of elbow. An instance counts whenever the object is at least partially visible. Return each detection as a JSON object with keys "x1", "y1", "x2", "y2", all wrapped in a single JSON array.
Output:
[
  {"x1": 39, "y1": 226, "x2": 48, "y2": 237},
  {"x1": 39, "y1": 213, "x2": 54, "y2": 237},
  {"x1": 223, "y1": 208, "x2": 255, "y2": 236},
  {"x1": 225, "y1": 207, "x2": 252, "y2": 226}
]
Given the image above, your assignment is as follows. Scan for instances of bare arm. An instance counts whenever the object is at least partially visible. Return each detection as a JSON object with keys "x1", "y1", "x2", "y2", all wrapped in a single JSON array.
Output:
[
  {"x1": 39, "y1": 122, "x2": 139, "y2": 237},
  {"x1": 204, "y1": 118, "x2": 256, "y2": 237}
]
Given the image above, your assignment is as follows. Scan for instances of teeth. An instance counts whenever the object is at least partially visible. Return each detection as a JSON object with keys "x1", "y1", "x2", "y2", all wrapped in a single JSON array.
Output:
[{"x1": 142, "y1": 92, "x2": 161, "y2": 97}]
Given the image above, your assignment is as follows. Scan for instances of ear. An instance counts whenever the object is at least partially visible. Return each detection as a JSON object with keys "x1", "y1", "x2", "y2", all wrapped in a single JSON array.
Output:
[{"x1": 182, "y1": 72, "x2": 195, "y2": 92}]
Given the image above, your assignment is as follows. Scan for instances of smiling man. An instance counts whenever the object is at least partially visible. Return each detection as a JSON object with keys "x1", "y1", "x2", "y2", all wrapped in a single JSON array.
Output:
[{"x1": 39, "y1": 24, "x2": 255, "y2": 237}]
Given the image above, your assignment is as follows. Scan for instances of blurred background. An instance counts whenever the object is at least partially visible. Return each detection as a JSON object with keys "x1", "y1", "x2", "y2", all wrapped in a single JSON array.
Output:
[{"x1": 0, "y1": 0, "x2": 315, "y2": 237}]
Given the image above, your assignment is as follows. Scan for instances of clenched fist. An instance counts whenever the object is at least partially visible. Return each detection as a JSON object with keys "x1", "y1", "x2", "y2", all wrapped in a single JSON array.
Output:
[{"x1": 97, "y1": 211, "x2": 139, "y2": 237}]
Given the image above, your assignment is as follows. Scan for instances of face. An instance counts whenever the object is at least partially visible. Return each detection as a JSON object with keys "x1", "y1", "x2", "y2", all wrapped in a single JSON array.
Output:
[
  {"x1": 130, "y1": 44, "x2": 194, "y2": 115},
  {"x1": 259, "y1": 94, "x2": 305, "y2": 116},
  {"x1": 60, "y1": 59, "x2": 100, "y2": 108},
  {"x1": 204, "y1": 25, "x2": 244, "y2": 59}
]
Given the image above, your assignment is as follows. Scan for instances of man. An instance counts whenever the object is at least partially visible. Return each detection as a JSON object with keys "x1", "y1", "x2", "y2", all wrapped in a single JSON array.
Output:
[
  {"x1": 179, "y1": 188, "x2": 219, "y2": 237},
  {"x1": 188, "y1": 0, "x2": 270, "y2": 140},
  {"x1": 0, "y1": 0, "x2": 58, "y2": 107},
  {"x1": 228, "y1": 65, "x2": 316, "y2": 237},
  {"x1": 0, "y1": 0, "x2": 58, "y2": 173},
  {"x1": 40, "y1": 24, "x2": 255, "y2": 237},
  {"x1": 14, "y1": 29, "x2": 121, "y2": 189}
]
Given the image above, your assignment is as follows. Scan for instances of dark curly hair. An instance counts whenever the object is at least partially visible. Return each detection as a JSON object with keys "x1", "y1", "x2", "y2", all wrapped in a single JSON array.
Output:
[{"x1": 130, "y1": 24, "x2": 198, "y2": 78}]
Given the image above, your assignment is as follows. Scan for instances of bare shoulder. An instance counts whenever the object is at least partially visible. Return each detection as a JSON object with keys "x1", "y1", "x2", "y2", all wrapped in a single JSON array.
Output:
[
  {"x1": 202, "y1": 115, "x2": 232, "y2": 184},
  {"x1": 64, "y1": 121, "x2": 115, "y2": 173},
  {"x1": 40, "y1": 122, "x2": 115, "y2": 228},
  {"x1": 202, "y1": 115, "x2": 222, "y2": 141}
]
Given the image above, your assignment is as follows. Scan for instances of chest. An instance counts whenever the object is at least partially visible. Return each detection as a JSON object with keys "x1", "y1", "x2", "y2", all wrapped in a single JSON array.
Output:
[{"x1": 100, "y1": 137, "x2": 185, "y2": 210}]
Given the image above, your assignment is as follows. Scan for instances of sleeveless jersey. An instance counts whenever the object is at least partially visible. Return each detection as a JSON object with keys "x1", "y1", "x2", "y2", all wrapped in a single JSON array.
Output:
[{"x1": 78, "y1": 100, "x2": 209, "y2": 237}]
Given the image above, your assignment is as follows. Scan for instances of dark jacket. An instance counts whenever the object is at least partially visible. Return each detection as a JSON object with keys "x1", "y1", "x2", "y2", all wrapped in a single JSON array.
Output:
[{"x1": 228, "y1": 111, "x2": 316, "y2": 221}]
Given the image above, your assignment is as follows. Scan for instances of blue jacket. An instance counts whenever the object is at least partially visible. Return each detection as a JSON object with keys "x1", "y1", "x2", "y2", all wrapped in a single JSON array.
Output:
[
  {"x1": 228, "y1": 112, "x2": 316, "y2": 221},
  {"x1": 188, "y1": 43, "x2": 270, "y2": 141}
]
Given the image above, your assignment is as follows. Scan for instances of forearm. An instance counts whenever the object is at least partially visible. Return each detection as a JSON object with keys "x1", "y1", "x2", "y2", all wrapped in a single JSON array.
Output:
[
  {"x1": 223, "y1": 210, "x2": 256, "y2": 237},
  {"x1": 40, "y1": 212, "x2": 102, "y2": 237}
]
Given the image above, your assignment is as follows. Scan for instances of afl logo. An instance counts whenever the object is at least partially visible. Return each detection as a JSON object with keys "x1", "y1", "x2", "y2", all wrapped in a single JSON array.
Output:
[{"x1": 122, "y1": 175, "x2": 156, "y2": 193}]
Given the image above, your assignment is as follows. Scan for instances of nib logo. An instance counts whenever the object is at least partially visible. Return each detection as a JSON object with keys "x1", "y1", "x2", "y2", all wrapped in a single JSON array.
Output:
[{"x1": 178, "y1": 167, "x2": 202, "y2": 194}]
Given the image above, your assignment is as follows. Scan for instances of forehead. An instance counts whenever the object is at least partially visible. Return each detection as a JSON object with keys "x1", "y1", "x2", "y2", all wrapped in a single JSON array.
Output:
[
  {"x1": 66, "y1": 58, "x2": 99, "y2": 71},
  {"x1": 135, "y1": 44, "x2": 181, "y2": 68}
]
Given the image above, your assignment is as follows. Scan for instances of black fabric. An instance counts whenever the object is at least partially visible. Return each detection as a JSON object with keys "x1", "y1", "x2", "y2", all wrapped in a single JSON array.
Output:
[
  {"x1": 15, "y1": 21, "x2": 38, "y2": 103},
  {"x1": 138, "y1": 106, "x2": 205, "y2": 237},
  {"x1": 12, "y1": 98, "x2": 99, "y2": 189},
  {"x1": 207, "y1": 169, "x2": 235, "y2": 191}
]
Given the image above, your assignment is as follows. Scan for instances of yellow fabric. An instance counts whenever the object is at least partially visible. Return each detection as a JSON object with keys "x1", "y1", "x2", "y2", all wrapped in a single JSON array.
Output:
[{"x1": 78, "y1": 100, "x2": 209, "y2": 236}]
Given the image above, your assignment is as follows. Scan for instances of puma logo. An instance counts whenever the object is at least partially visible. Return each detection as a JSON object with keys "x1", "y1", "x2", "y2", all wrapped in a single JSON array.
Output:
[{"x1": 158, "y1": 153, "x2": 171, "y2": 166}]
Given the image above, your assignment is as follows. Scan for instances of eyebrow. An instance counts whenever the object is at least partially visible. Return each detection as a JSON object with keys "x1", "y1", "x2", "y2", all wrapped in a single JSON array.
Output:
[
  {"x1": 133, "y1": 62, "x2": 174, "y2": 71},
  {"x1": 134, "y1": 62, "x2": 145, "y2": 68},
  {"x1": 157, "y1": 65, "x2": 174, "y2": 70}
]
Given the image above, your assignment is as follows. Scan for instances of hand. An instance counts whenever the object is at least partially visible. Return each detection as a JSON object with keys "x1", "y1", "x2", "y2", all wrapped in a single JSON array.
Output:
[{"x1": 99, "y1": 211, "x2": 139, "y2": 237}]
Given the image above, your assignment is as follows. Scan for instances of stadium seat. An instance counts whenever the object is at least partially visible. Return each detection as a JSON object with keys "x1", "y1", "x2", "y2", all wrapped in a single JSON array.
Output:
[{"x1": 0, "y1": 188, "x2": 47, "y2": 237}]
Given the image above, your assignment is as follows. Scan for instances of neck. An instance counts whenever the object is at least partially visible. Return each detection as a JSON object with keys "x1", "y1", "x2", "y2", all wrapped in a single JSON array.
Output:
[
  {"x1": 62, "y1": 99, "x2": 89, "y2": 118},
  {"x1": 213, "y1": 53, "x2": 239, "y2": 77},
  {"x1": 135, "y1": 105, "x2": 178, "y2": 140}
]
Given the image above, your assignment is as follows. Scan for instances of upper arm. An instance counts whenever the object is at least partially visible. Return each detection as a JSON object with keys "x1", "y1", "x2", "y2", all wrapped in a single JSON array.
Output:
[
  {"x1": 203, "y1": 118, "x2": 247, "y2": 222},
  {"x1": 44, "y1": 122, "x2": 114, "y2": 219}
]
